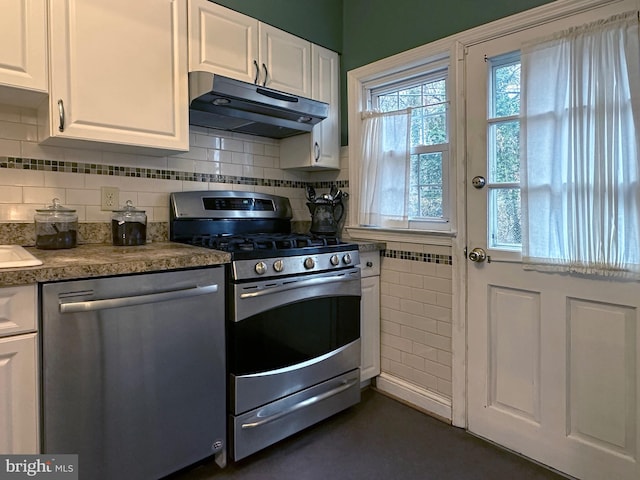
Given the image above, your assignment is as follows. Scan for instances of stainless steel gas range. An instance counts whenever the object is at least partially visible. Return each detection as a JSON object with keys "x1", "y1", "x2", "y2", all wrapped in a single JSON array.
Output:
[{"x1": 170, "y1": 190, "x2": 362, "y2": 461}]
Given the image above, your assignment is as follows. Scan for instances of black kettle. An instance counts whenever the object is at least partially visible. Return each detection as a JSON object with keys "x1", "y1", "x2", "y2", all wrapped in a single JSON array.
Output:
[{"x1": 306, "y1": 188, "x2": 347, "y2": 235}]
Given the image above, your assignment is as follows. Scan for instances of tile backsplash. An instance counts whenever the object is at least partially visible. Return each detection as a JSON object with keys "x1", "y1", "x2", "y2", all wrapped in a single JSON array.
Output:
[{"x1": 0, "y1": 103, "x2": 348, "y2": 225}]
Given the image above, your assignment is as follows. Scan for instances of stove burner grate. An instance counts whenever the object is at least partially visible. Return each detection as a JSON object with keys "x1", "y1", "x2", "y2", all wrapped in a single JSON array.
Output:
[{"x1": 190, "y1": 233, "x2": 343, "y2": 253}]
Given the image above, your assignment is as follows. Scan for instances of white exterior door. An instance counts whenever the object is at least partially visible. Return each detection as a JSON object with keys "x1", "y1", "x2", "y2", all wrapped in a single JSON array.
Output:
[{"x1": 465, "y1": 2, "x2": 640, "y2": 479}]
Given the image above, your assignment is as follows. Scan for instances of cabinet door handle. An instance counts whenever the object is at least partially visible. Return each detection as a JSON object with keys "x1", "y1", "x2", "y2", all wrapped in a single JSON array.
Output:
[
  {"x1": 314, "y1": 142, "x2": 320, "y2": 161},
  {"x1": 262, "y1": 63, "x2": 268, "y2": 86},
  {"x1": 253, "y1": 60, "x2": 259, "y2": 84},
  {"x1": 57, "y1": 99, "x2": 65, "y2": 132}
]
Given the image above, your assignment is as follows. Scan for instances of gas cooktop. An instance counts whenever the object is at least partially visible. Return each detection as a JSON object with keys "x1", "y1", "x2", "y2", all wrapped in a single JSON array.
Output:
[
  {"x1": 188, "y1": 232, "x2": 353, "y2": 259},
  {"x1": 169, "y1": 191, "x2": 359, "y2": 278}
]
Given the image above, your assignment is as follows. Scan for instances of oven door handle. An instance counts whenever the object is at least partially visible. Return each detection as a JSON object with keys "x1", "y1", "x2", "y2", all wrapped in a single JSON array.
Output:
[
  {"x1": 241, "y1": 378, "x2": 358, "y2": 429},
  {"x1": 239, "y1": 271, "x2": 359, "y2": 299}
]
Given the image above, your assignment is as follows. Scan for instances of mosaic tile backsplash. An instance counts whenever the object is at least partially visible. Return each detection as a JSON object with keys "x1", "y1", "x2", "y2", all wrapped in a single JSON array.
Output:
[{"x1": 0, "y1": 102, "x2": 349, "y2": 225}]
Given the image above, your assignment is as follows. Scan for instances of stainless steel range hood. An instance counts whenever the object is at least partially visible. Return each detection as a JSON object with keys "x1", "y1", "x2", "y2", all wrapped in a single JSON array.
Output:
[{"x1": 188, "y1": 72, "x2": 329, "y2": 139}]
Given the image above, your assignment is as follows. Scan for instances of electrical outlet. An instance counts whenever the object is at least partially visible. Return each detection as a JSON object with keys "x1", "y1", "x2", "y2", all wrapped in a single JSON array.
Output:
[{"x1": 101, "y1": 186, "x2": 119, "y2": 211}]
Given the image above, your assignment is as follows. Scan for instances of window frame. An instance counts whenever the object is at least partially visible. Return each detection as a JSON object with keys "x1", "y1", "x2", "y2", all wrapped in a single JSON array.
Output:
[
  {"x1": 370, "y1": 70, "x2": 451, "y2": 230},
  {"x1": 354, "y1": 58, "x2": 455, "y2": 234}
]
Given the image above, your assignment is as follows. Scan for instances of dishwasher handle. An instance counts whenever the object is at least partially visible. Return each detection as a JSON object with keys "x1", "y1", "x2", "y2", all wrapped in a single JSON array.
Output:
[{"x1": 59, "y1": 284, "x2": 219, "y2": 313}]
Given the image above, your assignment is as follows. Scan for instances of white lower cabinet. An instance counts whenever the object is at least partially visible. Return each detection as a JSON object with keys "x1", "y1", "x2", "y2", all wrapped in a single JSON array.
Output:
[
  {"x1": 0, "y1": 284, "x2": 39, "y2": 454},
  {"x1": 0, "y1": 333, "x2": 39, "y2": 453},
  {"x1": 359, "y1": 251, "x2": 381, "y2": 382}
]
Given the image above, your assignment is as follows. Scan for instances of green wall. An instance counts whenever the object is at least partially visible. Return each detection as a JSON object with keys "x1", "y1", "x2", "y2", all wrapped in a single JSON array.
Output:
[
  {"x1": 211, "y1": 0, "x2": 556, "y2": 144},
  {"x1": 340, "y1": 0, "x2": 555, "y2": 144},
  {"x1": 342, "y1": 0, "x2": 554, "y2": 73},
  {"x1": 211, "y1": 0, "x2": 343, "y2": 53}
]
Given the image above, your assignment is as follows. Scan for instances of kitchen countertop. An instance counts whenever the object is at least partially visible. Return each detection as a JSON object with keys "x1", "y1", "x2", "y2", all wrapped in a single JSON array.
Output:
[
  {"x1": 0, "y1": 242, "x2": 231, "y2": 287},
  {"x1": 354, "y1": 241, "x2": 386, "y2": 253}
]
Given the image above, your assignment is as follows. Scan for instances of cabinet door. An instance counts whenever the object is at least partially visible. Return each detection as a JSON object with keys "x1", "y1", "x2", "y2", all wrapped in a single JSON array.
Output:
[
  {"x1": 0, "y1": 284, "x2": 37, "y2": 338},
  {"x1": 360, "y1": 275, "x2": 380, "y2": 382},
  {"x1": 0, "y1": 333, "x2": 39, "y2": 454},
  {"x1": 280, "y1": 45, "x2": 340, "y2": 170},
  {"x1": 0, "y1": 0, "x2": 47, "y2": 106},
  {"x1": 259, "y1": 23, "x2": 311, "y2": 97},
  {"x1": 188, "y1": 0, "x2": 259, "y2": 84},
  {"x1": 42, "y1": 0, "x2": 188, "y2": 152},
  {"x1": 311, "y1": 45, "x2": 340, "y2": 169}
]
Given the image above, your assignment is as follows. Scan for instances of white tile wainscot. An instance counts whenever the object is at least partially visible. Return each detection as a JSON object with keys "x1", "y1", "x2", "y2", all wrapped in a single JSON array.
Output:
[{"x1": 378, "y1": 241, "x2": 453, "y2": 421}]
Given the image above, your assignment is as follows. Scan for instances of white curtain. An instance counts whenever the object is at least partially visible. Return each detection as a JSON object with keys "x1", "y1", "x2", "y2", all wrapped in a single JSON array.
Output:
[
  {"x1": 358, "y1": 108, "x2": 411, "y2": 228},
  {"x1": 521, "y1": 11, "x2": 640, "y2": 278}
]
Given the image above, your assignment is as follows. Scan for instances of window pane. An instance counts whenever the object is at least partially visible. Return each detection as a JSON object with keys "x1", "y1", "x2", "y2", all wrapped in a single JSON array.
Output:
[
  {"x1": 493, "y1": 62, "x2": 520, "y2": 117},
  {"x1": 489, "y1": 188, "x2": 521, "y2": 247},
  {"x1": 397, "y1": 86, "x2": 424, "y2": 108},
  {"x1": 489, "y1": 120, "x2": 520, "y2": 183},
  {"x1": 378, "y1": 94, "x2": 398, "y2": 111},
  {"x1": 411, "y1": 106, "x2": 447, "y2": 146},
  {"x1": 419, "y1": 186, "x2": 443, "y2": 217},
  {"x1": 409, "y1": 153, "x2": 443, "y2": 218}
]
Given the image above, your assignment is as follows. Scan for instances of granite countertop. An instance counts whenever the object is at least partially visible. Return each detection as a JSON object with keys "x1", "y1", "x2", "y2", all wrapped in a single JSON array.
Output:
[
  {"x1": 0, "y1": 242, "x2": 231, "y2": 287},
  {"x1": 354, "y1": 241, "x2": 386, "y2": 253}
]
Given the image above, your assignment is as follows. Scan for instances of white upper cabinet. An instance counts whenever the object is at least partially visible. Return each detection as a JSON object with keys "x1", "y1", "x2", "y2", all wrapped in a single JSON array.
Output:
[
  {"x1": 39, "y1": 0, "x2": 189, "y2": 154},
  {"x1": 0, "y1": 0, "x2": 47, "y2": 107},
  {"x1": 188, "y1": 1, "x2": 259, "y2": 84},
  {"x1": 259, "y1": 23, "x2": 311, "y2": 97},
  {"x1": 188, "y1": 0, "x2": 311, "y2": 97},
  {"x1": 280, "y1": 45, "x2": 340, "y2": 170}
]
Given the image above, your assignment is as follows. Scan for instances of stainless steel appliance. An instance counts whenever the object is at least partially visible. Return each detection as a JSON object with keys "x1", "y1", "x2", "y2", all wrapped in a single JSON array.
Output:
[
  {"x1": 41, "y1": 268, "x2": 226, "y2": 480},
  {"x1": 170, "y1": 190, "x2": 361, "y2": 461},
  {"x1": 189, "y1": 72, "x2": 329, "y2": 138}
]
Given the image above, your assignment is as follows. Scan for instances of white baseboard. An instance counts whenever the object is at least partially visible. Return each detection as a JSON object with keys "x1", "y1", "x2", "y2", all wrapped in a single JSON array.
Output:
[{"x1": 375, "y1": 373, "x2": 452, "y2": 422}]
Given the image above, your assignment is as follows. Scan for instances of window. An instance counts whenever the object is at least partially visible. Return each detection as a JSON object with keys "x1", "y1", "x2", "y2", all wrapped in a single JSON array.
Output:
[
  {"x1": 519, "y1": 11, "x2": 640, "y2": 277},
  {"x1": 484, "y1": 12, "x2": 640, "y2": 277},
  {"x1": 487, "y1": 53, "x2": 522, "y2": 250},
  {"x1": 360, "y1": 67, "x2": 450, "y2": 231}
]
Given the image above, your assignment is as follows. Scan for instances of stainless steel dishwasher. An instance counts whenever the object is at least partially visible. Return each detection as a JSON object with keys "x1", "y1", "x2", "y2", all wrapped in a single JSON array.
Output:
[{"x1": 40, "y1": 267, "x2": 226, "y2": 480}]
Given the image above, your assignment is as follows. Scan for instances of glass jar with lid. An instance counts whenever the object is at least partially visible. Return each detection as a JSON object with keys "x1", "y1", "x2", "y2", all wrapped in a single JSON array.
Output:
[
  {"x1": 34, "y1": 198, "x2": 78, "y2": 249},
  {"x1": 111, "y1": 200, "x2": 147, "y2": 246}
]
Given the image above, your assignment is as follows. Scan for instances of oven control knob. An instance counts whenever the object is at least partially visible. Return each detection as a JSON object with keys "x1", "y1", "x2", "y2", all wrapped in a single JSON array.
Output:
[
  {"x1": 304, "y1": 257, "x2": 315, "y2": 269},
  {"x1": 255, "y1": 261, "x2": 267, "y2": 275},
  {"x1": 273, "y1": 259, "x2": 284, "y2": 272},
  {"x1": 330, "y1": 254, "x2": 340, "y2": 266},
  {"x1": 342, "y1": 253, "x2": 352, "y2": 265}
]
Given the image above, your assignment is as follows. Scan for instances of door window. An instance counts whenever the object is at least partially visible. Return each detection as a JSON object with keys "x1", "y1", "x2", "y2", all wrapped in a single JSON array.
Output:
[{"x1": 487, "y1": 54, "x2": 522, "y2": 251}]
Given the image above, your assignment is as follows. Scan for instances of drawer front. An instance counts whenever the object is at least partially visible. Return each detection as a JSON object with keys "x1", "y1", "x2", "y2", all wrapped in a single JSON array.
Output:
[
  {"x1": 359, "y1": 251, "x2": 381, "y2": 278},
  {"x1": 0, "y1": 285, "x2": 37, "y2": 337}
]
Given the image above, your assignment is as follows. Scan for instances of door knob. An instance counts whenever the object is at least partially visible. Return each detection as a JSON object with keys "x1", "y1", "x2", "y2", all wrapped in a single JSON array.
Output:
[
  {"x1": 468, "y1": 247, "x2": 487, "y2": 263},
  {"x1": 471, "y1": 176, "x2": 486, "y2": 189}
]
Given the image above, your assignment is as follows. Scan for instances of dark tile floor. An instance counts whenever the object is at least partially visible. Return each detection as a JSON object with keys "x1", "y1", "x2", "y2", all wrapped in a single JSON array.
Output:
[{"x1": 168, "y1": 388, "x2": 568, "y2": 480}]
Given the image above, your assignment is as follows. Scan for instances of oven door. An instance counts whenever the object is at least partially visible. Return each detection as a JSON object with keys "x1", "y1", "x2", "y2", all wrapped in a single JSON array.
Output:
[{"x1": 228, "y1": 267, "x2": 361, "y2": 415}]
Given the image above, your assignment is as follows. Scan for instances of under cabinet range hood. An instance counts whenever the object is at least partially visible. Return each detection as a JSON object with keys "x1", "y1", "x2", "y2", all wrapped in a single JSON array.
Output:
[{"x1": 188, "y1": 72, "x2": 329, "y2": 139}]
